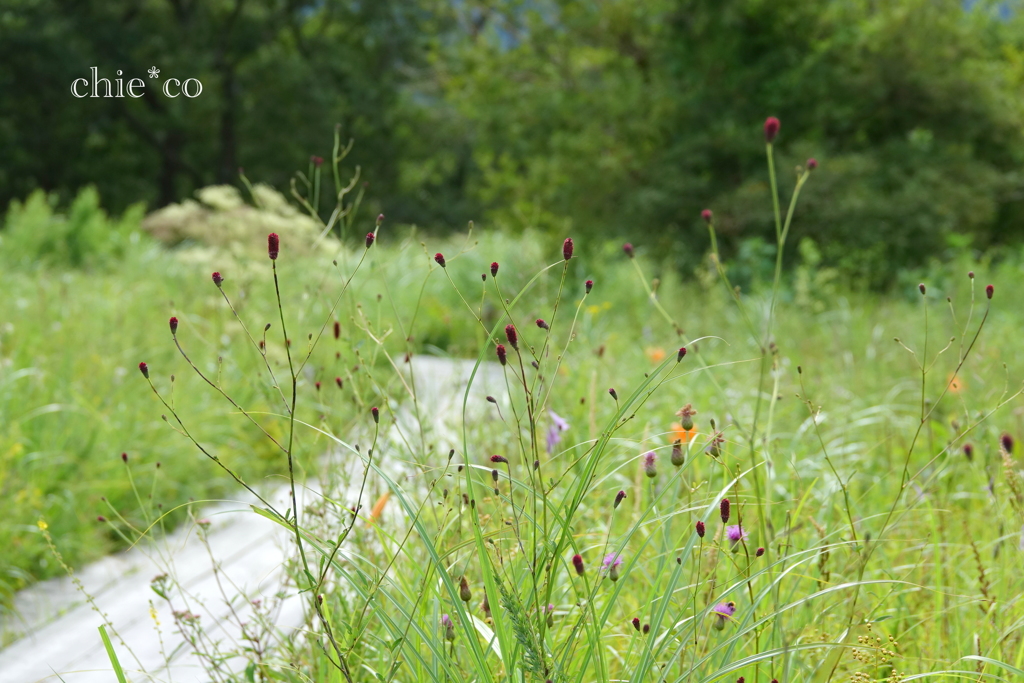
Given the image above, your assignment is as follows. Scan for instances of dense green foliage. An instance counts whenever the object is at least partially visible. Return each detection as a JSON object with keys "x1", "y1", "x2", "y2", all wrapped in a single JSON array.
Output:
[{"x1": 4, "y1": 1, "x2": 1024, "y2": 283}]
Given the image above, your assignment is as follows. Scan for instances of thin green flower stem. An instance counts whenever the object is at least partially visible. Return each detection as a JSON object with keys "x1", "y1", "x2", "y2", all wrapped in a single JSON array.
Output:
[{"x1": 271, "y1": 260, "x2": 351, "y2": 681}]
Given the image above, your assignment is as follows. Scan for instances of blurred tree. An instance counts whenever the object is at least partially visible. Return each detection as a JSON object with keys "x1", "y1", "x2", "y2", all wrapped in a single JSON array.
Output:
[
  {"x1": 432, "y1": 0, "x2": 1024, "y2": 285},
  {"x1": 0, "y1": 0, "x2": 456, "y2": 223}
]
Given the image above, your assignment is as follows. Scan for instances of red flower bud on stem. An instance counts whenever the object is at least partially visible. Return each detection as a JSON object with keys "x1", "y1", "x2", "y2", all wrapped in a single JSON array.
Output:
[
  {"x1": 585, "y1": 279, "x2": 593, "y2": 294},
  {"x1": 631, "y1": 617, "x2": 641, "y2": 632},
  {"x1": 212, "y1": 272, "x2": 224, "y2": 287},
  {"x1": 572, "y1": 553, "x2": 585, "y2": 575},
  {"x1": 371, "y1": 406, "x2": 379, "y2": 424},
  {"x1": 696, "y1": 520, "x2": 706, "y2": 538},
  {"x1": 806, "y1": 158, "x2": 818, "y2": 170},
  {"x1": 121, "y1": 452, "x2": 128, "y2": 463},
  {"x1": 505, "y1": 324, "x2": 518, "y2": 350},
  {"x1": 764, "y1": 116, "x2": 780, "y2": 143},
  {"x1": 365, "y1": 232, "x2": 375, "y2": 248},
  {"x1": 490, "y1": 454, "x2": 509, "y2": 464},
  {"x1": 614, "y1": 490, "x2": 626, "y2": 508},
  {"x1": 536, "y1": 319, "x2": 549, "y2": 330},
  {"x1": 608, "y1": 387, "x2": 618, "y2": 401},
  {"x1": 496, "y1": 344, "x2": 507, "y2": 366},
  {"x1": 677, "y1": 347, "x2": 687, "y2": 362},
  {"x1": 434, "y1": 253, "x2": 446, "y2": 268},
  {"x1": 490, "y1": 262, "x2": 499, "y2": 277},
  {"x1": 334, "y1": 321, "x2": 341, "y2": 339},
  {"x1": 987, "y1": 284, "x2": 994, "y2": 299},
  {"x1": 268, "y1": 233, "x2": 280, "y2": 260},
  {"x1": 623, "y1": 243, "x2": 634, "y2": 258},
  {"x1": 169, "y1": 317, "x2": 178, "y2": 335},
  {"x1": 563, "y1": 238, "x2": 574, "y2": 261},
  {"x1": 139, "y1": 362, "x2": 149, "y2": 379},
  {"x1": 720, "y1": 498, "x2": 731, "y2": 524},
  {"x1": 701, "y1": 209, "x2": 713, "y2": 223}
]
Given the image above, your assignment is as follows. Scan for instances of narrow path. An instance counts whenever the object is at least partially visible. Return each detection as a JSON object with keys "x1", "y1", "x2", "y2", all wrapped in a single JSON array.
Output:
[{"x1": 0, "y1": 357, "x2": 503, "y2": 682}]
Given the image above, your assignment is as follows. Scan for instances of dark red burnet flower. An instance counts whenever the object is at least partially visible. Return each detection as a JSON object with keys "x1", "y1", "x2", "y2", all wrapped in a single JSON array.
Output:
[
  {"x1": 963, "y1": 443, "x2": 974, "y2": 461},
  {"x1": 696, "y1": 520, "x2": 705, "y2": 538},
  {"x1": 919, "y1": 283, "x2": 926, "y2": 295},
  {"x1": 764, "y1": 116, "x2": 780, "y2": 143},
  {"x1": 490, "y1": 262, "x2": 499, "y2": 277},
  {"x1": 268, "y1": 233, "x2": 280, "y2": 260},
  {"x1": 97, "y1": 515, "x2": 107, "y2": 522},
  {"x1": 677, "y1": 347, "x2": 687, "y2": 362},
  {"x1": 334, "y1": 321, "x2": 341, "y2": 339},
  {"x1": 139, "y1": 361, "x2": 150, "y2": 379},
  {"x1": 572, "y1": 553, "x2": 585, "y2": 575},
  {"x1": 335, "y1": 377, "x2": 343, "y2": 389},
  {"x1": 585, "y1": 279, "x2": 593, "y2": 294},
  {"x1": 623, "y1": 243, "x2": 634, "y2": 258},
  {"x1": 536, "y1": 319, "x2": 549, "y2": 330},
  {"x1": 631, "y1": 617, "x2": 640, "y2": 632},
  {"x1": 642, "y1": 623, "x2": 650, "y2": 635},
  {"x1": 365, "y1": 232, "x2": 375, "y2": 248},
  {"x1": 505, "y1": 324, "x2": 518, "y2": 350},
  {"x1": 701, "y1": 209, "x2": 713, "y2": 223},
  {"x1": 1001, "y1": 432, "x2": 1014, "y2": 454},
  {"x1": 563, "y1": 238, "x2": 574, "y2": 261},
  {"x1": 756, "y1": 547, "x2": 765, "y2": 557},
  {"x1": 169, "y1": 317, "x2": 178, "y2": 335},
  {"x1": 608, "y1": 387, "x2": 618, "y2": 401},
  {"x1": 987, "y1": 284, "x2": 994, "y2": 299},
  {"x1": 311, "y1": 155, "x2": 324, "y2": 167},
  {"x1": 614, "y1": 490, "x2": 626, "y2": 508},
  {"x1": 807, "y1": 158, "x2": 818, "y2": 171},
  {"x1": 371, "y1": 406, "x2": 380, "y2": 424},
  {"x1": 212, "y1": 271, "x2": 224, "y2": 287},
  {"x1": 720, "y1": 498, "x2": 731, "y2": 524},
  {"x1": 496, "y1": 344, "x2": 508, "y2": 366},
  {"x1": 121, "y1": 452, "x2": 128, "y2": 463},
  {"x1": 434, "y1": 252, "x2": 446, "y2": 268},
  {"x1": 490, "y1": 454, "x2": 509, "y2": 464}
]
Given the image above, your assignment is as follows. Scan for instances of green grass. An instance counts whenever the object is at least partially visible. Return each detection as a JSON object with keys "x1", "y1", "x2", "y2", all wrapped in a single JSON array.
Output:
[{"x1": 5, "y1": 173, "x2": 1024, "y2": 680}]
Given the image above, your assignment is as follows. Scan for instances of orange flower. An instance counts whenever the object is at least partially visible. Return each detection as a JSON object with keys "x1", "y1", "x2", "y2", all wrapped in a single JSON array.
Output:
[
  {"x1": 646, "y1": 347, "x2": 667, "y2": 363},
  {"x1": 368, "y1": 491, "x2": 391, "y2": 526},
  {"x1": 947, "y1": 373, "x2": 965, "y2": 394},
  {"x1": 671, "y1": 422, "x2": 698, "y2": 444}
]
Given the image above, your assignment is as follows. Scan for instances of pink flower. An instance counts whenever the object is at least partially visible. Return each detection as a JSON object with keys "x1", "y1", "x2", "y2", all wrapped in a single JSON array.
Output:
[
  {"x1": 602, "y1": 552, "x2": 624, "y2": 582},
  {"x1": 711, "y1": 601, "x2": 736, "y2": 631}
]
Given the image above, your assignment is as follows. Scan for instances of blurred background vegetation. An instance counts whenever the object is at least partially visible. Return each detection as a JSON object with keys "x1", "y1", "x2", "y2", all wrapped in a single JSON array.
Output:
[{"x1": 4, "y1": 0, "x2": 1024, "y2": 285}]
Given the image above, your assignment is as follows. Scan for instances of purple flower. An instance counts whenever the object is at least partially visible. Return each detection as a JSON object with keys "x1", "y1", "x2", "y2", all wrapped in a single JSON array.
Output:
[
  {"x1": 726, "y1": 525, "x2": 748, "y2": 552},
  {"x1": 546, "y1": 411, "x2": 570, "y2": 453},
  {"x1": 711, "y1": 601, "x2": 736, "y2": 631},
  {"x1": 442, "y1": 613, "x2": 455, "y2": 641},
  {"x1": 602, "y1": 552, "x2": 624, "y2": 582},
  {"x1": 642, "y1": 450, "x2": 657, "y2": 479}
]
